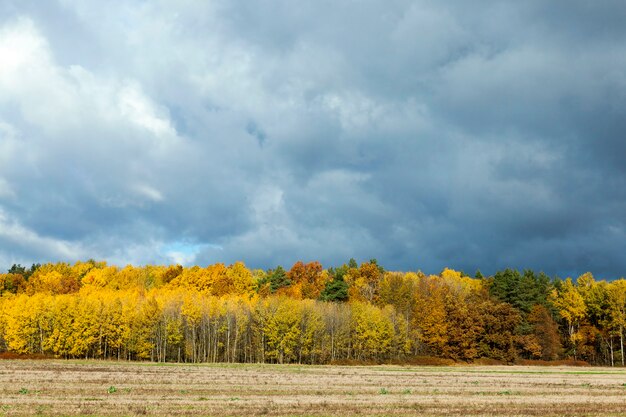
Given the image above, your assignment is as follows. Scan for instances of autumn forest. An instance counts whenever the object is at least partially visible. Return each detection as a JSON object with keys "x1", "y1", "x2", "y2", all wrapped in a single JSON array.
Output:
[{"x1": 0, "y1": 260, "x2": 625, "y2": 366}]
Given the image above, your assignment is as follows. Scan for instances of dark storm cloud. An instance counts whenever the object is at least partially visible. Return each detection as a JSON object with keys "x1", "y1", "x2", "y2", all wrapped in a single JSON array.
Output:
[{"x1": 0, "y1": 1, "x2": 625, "y2": 279}]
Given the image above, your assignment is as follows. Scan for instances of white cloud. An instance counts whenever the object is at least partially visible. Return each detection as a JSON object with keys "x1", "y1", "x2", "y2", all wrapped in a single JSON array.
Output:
[
  {"x1": 118, "y1": 83, "x2": 177, "y2": 140},
  {"x1": 132, "y1": 183, "x2": 165, "y2": 203},
  {"x1": 0, "y1": 208, "x2": 85, "y2": 260},
  {"x1": 0, "y1": 18, "x2": 48, "y2": 77}
]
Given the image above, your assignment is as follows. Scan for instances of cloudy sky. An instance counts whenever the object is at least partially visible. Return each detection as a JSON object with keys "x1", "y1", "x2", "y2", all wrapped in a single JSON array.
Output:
[{"x1": 1, "y1": 1, "x2": 625, "y2": 278}]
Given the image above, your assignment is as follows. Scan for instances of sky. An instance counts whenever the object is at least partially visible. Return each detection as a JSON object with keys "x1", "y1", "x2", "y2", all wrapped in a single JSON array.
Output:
[{"x1": 1, "y1": 1, "x2": 626, "y2": 279}]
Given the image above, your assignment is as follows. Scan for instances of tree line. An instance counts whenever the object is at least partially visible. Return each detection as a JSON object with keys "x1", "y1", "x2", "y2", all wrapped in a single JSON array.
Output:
[{"x1": 0, "y1": 260, "x2": 624, "y2": 366}]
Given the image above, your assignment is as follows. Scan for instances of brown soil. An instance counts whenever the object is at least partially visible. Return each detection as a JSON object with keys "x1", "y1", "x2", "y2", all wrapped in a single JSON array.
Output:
[{"x1": 0, "y1": 360, "x2": 625, "y2": 416}]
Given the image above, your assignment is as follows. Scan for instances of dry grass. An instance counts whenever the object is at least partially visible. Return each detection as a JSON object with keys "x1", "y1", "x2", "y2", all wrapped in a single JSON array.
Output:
[{"x1": 0, "y1": 360, "x2": 625, "y2": 416}]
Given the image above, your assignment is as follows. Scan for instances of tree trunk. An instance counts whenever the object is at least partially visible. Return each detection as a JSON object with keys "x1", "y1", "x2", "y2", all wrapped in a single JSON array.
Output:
[{"x1": 619, "y1": 326, "x2": 624, "y2": 366}]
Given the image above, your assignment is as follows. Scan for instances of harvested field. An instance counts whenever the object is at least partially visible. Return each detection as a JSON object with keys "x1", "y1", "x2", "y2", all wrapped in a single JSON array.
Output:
[{"x1": 1, "y1": 361, "x2": 625, "y2": 416}]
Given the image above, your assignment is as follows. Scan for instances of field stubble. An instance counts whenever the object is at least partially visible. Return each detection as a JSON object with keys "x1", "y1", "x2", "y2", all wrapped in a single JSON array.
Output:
[{"x1": 0, "y1": 360, "x2": 625, "y2": 416}]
